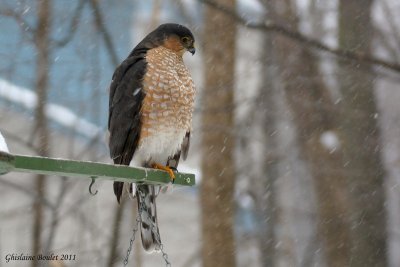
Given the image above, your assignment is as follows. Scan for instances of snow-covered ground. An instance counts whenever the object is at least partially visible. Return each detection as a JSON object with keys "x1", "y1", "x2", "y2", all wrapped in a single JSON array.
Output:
[
  {"x1": 0, "y1": 79, "x2": 101, "y2": 139},
  {"x1": 0, "y1": 130, "x2": 8, "y2": 152}
]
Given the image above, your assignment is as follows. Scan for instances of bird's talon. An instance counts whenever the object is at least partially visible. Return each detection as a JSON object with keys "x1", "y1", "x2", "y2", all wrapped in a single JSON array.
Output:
[
  {"x1": 152, "y1": 163, "x2": 176, "y2": 182},
  {"x1": 169, "y1": 167, "x2": 178, "y2": 184},
  {"x1": 168, "y1": 169, "x2": 176, "y2": 183}
]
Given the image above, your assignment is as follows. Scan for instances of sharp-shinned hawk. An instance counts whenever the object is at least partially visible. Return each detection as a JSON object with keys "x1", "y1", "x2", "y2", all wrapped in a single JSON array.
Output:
[{"x1": 108, "y1": 23, "x2": 196, "y2": 252}]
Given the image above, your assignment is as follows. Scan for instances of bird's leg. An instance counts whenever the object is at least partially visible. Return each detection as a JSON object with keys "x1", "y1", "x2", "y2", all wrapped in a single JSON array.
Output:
[{"x1": 152, "y1": 163, "x2": 176, "y2": 182}]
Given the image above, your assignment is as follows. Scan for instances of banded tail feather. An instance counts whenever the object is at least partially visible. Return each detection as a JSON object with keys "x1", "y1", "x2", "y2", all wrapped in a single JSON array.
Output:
[{"x1": 136, "y1": 184, "x2": 161, "y2": 252}]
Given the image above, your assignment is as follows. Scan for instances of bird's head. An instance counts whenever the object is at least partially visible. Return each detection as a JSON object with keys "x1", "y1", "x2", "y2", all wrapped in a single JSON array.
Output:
[{"x1": 149, "y1": 23, "x2": 196, "y2": 56}]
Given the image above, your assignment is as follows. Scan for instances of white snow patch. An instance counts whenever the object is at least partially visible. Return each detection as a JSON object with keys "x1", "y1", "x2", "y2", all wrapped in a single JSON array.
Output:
[
  {"x1": 0, "y1": 131, "x2": 9, "y2": 152},
  {"x1": 0, "y1": 79, "x2": 101, "y2": 139},
  {"x1": 238, "y1": 0, "x2": 264, "y2": 12},
  {"x1": 238, "y1": 193, "x2": 255, "y2": 209},
  {"x1": 46, "y1": 104, "x2": 101, "y2": 138},
  {"x1": 320, "y1": 131, "x2": 340, "y2": 151},
  {"x1": 237, "y1": 0, "x2": 266, "y2": 20}
]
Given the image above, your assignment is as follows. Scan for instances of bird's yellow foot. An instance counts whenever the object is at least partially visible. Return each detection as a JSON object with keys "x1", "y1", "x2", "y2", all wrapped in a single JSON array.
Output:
[{"x1": 152, "y1": 163, "x2": 176, "y2": 183}]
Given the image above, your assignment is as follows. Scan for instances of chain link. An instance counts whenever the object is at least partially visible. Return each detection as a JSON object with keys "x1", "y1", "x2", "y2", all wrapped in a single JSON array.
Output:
[
  {"x1": 158, "y1": 243, "x2": 171, "y2": 267},
  {"x1": 123, "y1": 214, "x2": 140, "y2": 266},
  {"x1": 122, "y1": 186, "x2": 172, "y2": 267}
]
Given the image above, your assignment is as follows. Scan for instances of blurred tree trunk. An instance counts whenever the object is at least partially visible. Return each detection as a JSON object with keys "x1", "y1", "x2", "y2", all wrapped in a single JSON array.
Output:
[
  {"x1": 270, "y1": 0, "x2": 352, "y2": 266},
  {"x1": 200, "y1": 0, "x2": 237, "y2": 266},
  {"x1": 149, "y1": 0, "x2": 161, "y2": 29},
  {"x1": 106, "y1": 199, "x2": 126, "y2": 267},
  {"x1": 255, "y1": 18, "x2": 280, "y2": 267},
  {"x1": 133, "y1": 202, "x2": 142, "y2": 267},
  {"x1": 338, "y1": 1, "x2": 388, "y2": 266},
  {"x1": 32, "y1": 0, "x2": 51, "y2": 266},
  {"x1": 258, "y1": 46, "x2": 278, "y2": 267}
]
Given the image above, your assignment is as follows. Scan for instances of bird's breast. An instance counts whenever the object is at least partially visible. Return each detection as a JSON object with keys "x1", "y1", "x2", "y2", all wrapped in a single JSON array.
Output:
[{"x1": 140, "y1": 47, "x2": 196, "y2": 141}]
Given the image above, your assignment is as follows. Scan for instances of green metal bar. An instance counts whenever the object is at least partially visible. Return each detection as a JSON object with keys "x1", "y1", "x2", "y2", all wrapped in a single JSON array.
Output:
[
  {"x1": 0, "y1": 152, "x2": 15, "y2": 175},
  {"x1": 0, "y1": 151, "x2": 195, "y2": 186}
]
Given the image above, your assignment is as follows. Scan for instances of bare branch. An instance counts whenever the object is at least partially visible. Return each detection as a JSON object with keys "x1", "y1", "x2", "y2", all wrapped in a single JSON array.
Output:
[
  {"x1": 149, "y1": 0, "x2": 162, "y2": 29},
  {"x1": 0, "y1": 128, "x2": 40, "y2": 154},
  {"x1": 381, "y1": 0, "x2": 400, "y2": 53},
  {"x1": 172, "y1": 0, "x2": 203, "y2": 41},
  {"x1": 0, "y1": 177, "x2": 54, "y2": 209},
  {"x1": 106, "y1": 198, "x2": 126, "y2": 267},
  {"x1": 43, "y1": 177, "x2": 70, "y2": 254},
  {"x1": 53, "y1": 0, "x2": 86, "y2": 48},
  {"x1": 198, "y1": 0, "x2": 400, "y2": 74},
  {"x1": 172, "y1": 0, "x2": 196, "y2": 27},
  {"x1": 374, "y1": 29, "x2": 400, "y2": 62},
  {"x1": 88, "y1": 0, "x2": 119, "y2": 66},
  {"x1": 0, "y1": 8, "x2": 35, "y2": 41}
]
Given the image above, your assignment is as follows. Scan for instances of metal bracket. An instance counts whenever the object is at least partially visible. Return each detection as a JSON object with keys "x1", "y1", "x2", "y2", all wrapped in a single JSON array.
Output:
[{"x1": 0, "y1": 151, "x2": 195, "y2": 186}]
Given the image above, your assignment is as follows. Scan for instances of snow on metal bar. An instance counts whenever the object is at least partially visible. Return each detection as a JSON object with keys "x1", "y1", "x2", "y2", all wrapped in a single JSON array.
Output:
[{"x1": 0, "y1": 151, "x2": 195, "y2": 186}]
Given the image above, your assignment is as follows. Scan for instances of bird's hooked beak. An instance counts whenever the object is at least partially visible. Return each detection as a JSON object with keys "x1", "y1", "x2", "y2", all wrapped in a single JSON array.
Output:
[{"x1": 188, "y1": 44, "x2": 196, "y2": 55}]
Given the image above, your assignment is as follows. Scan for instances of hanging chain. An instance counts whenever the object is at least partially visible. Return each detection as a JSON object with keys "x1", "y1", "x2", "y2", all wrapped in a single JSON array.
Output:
[
  {"x1": 158, "y1": 243, "x2": 171, "y2": 267},
  {"x1": 122, "y1": 186, "x2": 172, "y2": 267},
  {"x1": 123, "y1": 213, "x2": 141, "y2": 266}
]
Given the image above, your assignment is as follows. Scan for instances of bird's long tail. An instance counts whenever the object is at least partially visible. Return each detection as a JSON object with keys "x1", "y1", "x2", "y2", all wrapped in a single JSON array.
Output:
[{"x1": 136, "y1": 184, "x2": 161, "y2": 252}]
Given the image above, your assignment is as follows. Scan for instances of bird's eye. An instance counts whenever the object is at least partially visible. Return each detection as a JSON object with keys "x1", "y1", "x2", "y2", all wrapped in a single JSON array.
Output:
[{"x1": 181, "y1": 37, "x2": 190, "y2": 43}]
